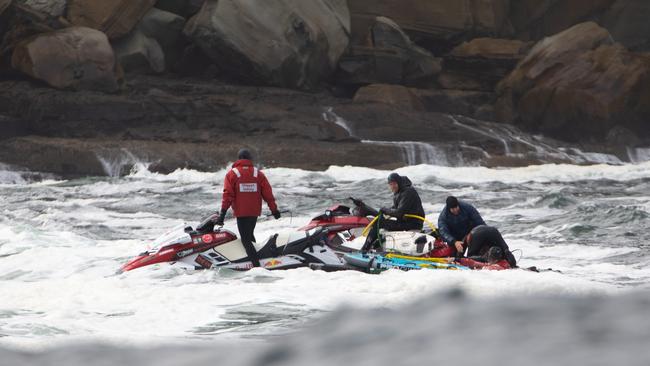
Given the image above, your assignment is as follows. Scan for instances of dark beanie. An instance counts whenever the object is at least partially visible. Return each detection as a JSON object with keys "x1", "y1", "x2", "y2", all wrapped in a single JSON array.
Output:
[
  {"x1": 446, "y1": 196, "x2": 459, "y2": 209},
  {"x1": 387, "y1": 172, "x2": 401, "y2": 184},
  {"x1": 238, "y1": 148, "x2": 252, "y2": 160}
]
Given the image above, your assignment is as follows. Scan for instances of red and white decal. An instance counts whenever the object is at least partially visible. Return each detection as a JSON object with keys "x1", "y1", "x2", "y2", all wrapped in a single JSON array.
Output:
[{"x1": 201, "y1": 234, "x2": 213, "y2": 244}]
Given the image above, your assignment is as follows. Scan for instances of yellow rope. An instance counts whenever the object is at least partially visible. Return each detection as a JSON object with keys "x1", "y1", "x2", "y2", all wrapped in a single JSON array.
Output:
[{"x1": 385, "y1": 253, "x2": 449, "y2": 263}]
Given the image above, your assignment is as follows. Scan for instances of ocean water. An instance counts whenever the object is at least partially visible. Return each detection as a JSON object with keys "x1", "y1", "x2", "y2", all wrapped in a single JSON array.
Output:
[{"x1": 1, "y1": 162, "x2": 649, "y2": 364}]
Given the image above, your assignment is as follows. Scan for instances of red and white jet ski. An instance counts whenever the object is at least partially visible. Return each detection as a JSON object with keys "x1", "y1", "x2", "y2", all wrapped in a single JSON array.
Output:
[{"x1": 119, "y1": 211, "x2": 360, "y2": 273}]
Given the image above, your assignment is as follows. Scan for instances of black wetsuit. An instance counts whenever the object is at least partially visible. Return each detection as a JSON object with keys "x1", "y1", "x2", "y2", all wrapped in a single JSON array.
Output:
[
  {"x1": 364, "y1": 176, "x2": 425, "y2": 250},
  {"x1": 465, "y1": 225, "x2": 516, "y2": 267}
]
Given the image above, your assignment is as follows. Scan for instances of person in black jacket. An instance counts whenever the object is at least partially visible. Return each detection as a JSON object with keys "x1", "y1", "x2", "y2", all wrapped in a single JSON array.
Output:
[
  {"x1": 357, "y1": 173, "x2": 425, "y2": 251},
  {"x1": 438, "y1": 196, "x2": 486, "y2": 255},
  {"x1": 464, "y1": 225, "x2": 517, "y2": 267}
]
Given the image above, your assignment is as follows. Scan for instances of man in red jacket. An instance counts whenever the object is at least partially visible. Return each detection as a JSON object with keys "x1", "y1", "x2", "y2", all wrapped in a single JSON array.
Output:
[{"x1": 216, "y1": 149, "x2": 280, "y2": 267}]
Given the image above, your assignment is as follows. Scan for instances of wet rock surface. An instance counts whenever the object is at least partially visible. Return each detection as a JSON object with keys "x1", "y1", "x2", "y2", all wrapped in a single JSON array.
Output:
[
  {"x1": 497, "y1": 22, "x2": 650, "y2": 142},
  {"x1": 1, "y1": 0, "x2": 650, "y2": 176}
]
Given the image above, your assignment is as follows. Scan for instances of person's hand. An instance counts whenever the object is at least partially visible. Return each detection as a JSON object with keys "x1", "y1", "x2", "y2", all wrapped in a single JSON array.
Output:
[
  {"x1": 272, "y1": 210, "x2": 281, "y2": 219},
  {"x1": 351, "y1": 198, "x2": 364, "y2": 207},
  {"x1": 454, "y1": 241, "x2": 465, "y2": 254},
  {"x1": 215, "y1": 210, "x2": 226, "y2": 226}
]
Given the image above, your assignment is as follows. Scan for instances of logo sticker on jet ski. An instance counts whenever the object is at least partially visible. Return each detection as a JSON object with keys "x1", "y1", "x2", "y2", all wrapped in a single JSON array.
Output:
[
  {"x1": 195, "y1": 254, "x2": 212, "y2": 269},
  {"x1": 264, "y1": 259, "x2": 282, "y2": 268},
  {"x1": 202, "y1": 234, "x2": 213, "y2": 244},
  {"x1": 239, "y1": 183, "x2": 257, "y2": 192}
]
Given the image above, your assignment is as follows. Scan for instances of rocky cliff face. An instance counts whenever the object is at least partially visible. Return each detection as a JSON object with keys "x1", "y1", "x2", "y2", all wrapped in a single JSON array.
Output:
[{"x1": 0, "y1": 0, "x2": 649, "y2": 176}]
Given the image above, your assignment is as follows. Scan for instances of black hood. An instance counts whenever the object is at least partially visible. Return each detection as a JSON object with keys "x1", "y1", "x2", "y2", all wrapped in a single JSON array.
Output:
[{"x1": 398, "y1": 176, "x2": 412, "y2": 191}]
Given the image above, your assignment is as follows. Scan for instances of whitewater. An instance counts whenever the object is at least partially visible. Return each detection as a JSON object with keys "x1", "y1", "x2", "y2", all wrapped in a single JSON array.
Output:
[{"x1": 1, "y1": 162, "x2": 649, "y2": 365}]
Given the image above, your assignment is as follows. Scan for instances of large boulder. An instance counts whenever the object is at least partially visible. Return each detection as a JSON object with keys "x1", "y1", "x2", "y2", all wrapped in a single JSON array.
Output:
[
  {"x1": 67, "y1": 0, "x2": 156, "y2": 39},
  {"x1": 496, "y1": 22, "x2": 650, "y2": 142},
  {"x1": 601, "y1": 0, "x2": 650, "y2": 52},
  {"x1": 16, "y1": 0, "x2": 66, "y2": 17},
  {"x1": 113, "y1": 7, "x2": 186, "y2": 73},
  {"x1": 184, "y1": 0, "x2": 350, "y2": 89},
  {"x1": 348, "y1": 0, "x2": 511, "y2": 53},
  {"x1": 336, "y1": 16, "x2": 441, "y2": 87},
  {"x1": 509, "y1": 0, "x2": 615, "y2": 40},
  {"x1": 439, "y1": 38, "x2": 531, "y2": 91},
  {"x1": 11, "y1": 26, "x2": 119, "y2": 92}
]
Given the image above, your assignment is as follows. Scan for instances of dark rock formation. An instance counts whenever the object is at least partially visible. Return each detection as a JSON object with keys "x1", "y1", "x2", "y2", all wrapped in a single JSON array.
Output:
[
  {"x1": 601, "y1": 0, "x2": 650, "y2": 52},
  {"x1": 154, "y1": 0, "x2": 203, "y2": 18},
  {"x1": 353, "y1": 84, "x2": 426, "y2": 111},
  {"x1": 438, "y1": 38, "x2": 531, "y2": 91},
  {"x1": 348, "y1": 0, "x2": 511, "y2": 54},
  {"x1": 509, "y1": 0, "x2": 616, "y2": 41},
  {"x1": 113, "y1": 8, "x2": 186, "y2": 74},
  {"x1": 183, "y1": 0, "x2": 350, "y2": 89},
  {"x1": 16, "y1": 0, "x2": 66, "y2": 17},
  {"x1": 336, "y1": 16, "x2": 441, "y2": 87},
  {"x1": 67, "y1": 0, "x2": 157, "y2": 39},
  {"x1": 496, "y1": 22, "x2": 650, "y2": 142},
  {"x1": 11, "y1": 26, "x2": 119, "y2": 92}
]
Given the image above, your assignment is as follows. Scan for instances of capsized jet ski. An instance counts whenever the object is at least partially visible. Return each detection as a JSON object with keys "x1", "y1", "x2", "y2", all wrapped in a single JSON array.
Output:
[{"x1": 119, "y1": 214, "x2": 345, "y2": 273}]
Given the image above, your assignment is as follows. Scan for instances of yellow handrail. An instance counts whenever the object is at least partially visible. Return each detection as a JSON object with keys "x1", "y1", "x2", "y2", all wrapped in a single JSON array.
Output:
[
  {"x1": 404, "y1": 214, "x2": 437, "y2": 232},
  {"x1": 385, "y1": 253, "x2": 449, "y2": 264},
  {"x1": 361, "y1": 213, "x2": 437, "y2": 237}
]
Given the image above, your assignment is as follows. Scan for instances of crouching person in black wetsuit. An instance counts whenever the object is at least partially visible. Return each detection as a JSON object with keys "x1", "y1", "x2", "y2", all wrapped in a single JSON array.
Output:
[
  {"x1": 455, "y1": 246, "x2": 513, "y2": 270},
  {"x1": 358, "y1": 173, "x2": 425, "y2": 252},
  {"x1": 461, "y1": 225, "x2": 517, "y2": 268}
]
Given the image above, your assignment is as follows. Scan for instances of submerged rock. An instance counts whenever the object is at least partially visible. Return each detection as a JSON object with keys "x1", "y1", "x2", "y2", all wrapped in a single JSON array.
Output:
[
  {"x1": 11, "y1": 26, "x2": 119, "y2": 92},
  {"x1": 184, "y1": 0, "x2": 350, "y2": 89}
]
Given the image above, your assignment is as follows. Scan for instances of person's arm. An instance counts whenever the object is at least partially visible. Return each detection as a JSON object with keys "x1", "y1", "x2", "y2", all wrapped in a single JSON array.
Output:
[
  {"x1": 221, "y1": 171, "x2": 235, "y2": 212},
  {"x1": 383, "y1": 190, "x2": 417, "y2": 219},
  {"x1": 259, "y1": 172, "x2": 278, "y2": 213},
  {"x1": 437, "y1": 209, "x2": 455, "y2": 244}
]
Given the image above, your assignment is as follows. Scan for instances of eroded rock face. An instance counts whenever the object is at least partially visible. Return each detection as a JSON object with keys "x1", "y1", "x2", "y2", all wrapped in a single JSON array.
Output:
[
  {"x1": 67, "y1": 0, "x2": 157, "y2": 39},
  {"x1": 348, "y1": 0, "x2": 511, "y2": 53},
  {"x1": 336, "y1": 16, "x2": 441, "y2": 87},
  {"x1": 439, "y1": 38, "x2": 530, "y2": 91},
  {"x1": 497, "y1": 22, "x2": 650, "y2": 141},
  {"x1": 184, "y1": 0, "x2": 350, "y2": 89},
  {"x1": 11, "y1": 26, "x2": 119, "y2": 92},
  {"x1": 16, "y1": 0, "x2": 66, "y2": 17}
]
